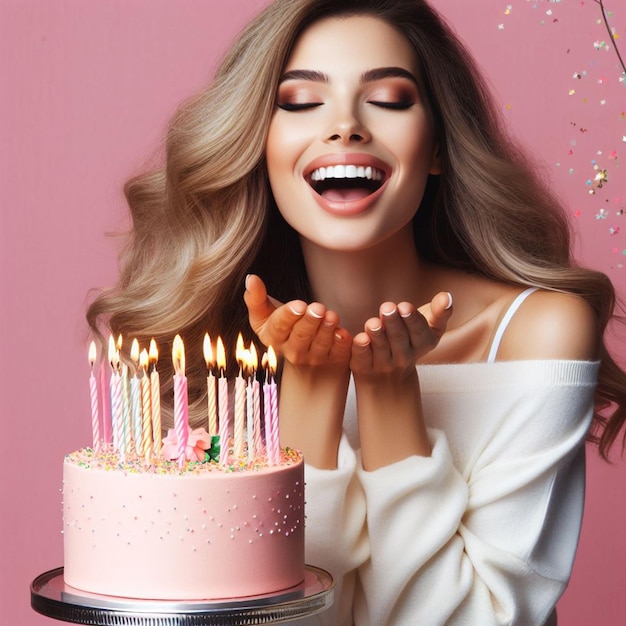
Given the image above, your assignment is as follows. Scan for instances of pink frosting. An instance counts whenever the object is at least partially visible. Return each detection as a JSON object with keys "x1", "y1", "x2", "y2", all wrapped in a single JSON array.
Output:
[{"x1": 161, "y1": 426, "x2": 211, "y2": 462}]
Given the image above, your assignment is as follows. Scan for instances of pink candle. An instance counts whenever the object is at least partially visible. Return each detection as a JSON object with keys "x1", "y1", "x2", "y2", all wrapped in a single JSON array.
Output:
[
  {"x1": 253, "y1": 378, "x2": 262, "y2": 458},
  {"x1": 262, "y1": 352, "x2": 272, "y2": 463},
  {"x1": 217, "y1": 337, "x2": 229, "y2": 466},
  {"x1": 88, "y1": 342, "x2": 101, "y2": 451},
  {"x1": 149, "y1": 339, "x2": 162, "y2": 454},
  {"x1": 172, "y1": 335, "x2": 189, "y2": 467},
  {"x1": 203, "y1": 334, "x2": 217, "y2": 436},
  {"x1": 233, "y1": 334, "x2": 246, "y2": 459},
  {"x1": 250, "y1": 344, "x2": 262, "y2": 458},
  {"x1": 267, "y1": 347, "x2": 280, "y2": 466},
  {"x1": 246, "y1": 370, "x2": 254, "y2": 461},
  {"x1": 108, "y1": 336, "x2": 124, "y2": 460}
]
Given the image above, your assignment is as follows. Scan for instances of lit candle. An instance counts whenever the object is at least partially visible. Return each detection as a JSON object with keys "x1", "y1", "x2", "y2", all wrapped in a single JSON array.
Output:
[
  {"x1": 234, "y1": 334, "x2": 246, "y2": 459},
  {"x1": 116, "y1": 335, "x2": 131, "y2": 457},
  {"x1": 251, "y1": 345, "x2": 262, "y2": 458},
  {"x1": 203, "y1": 333, "x2": 217, "y2": 436},
  {"x1": 262, "y1": 351, "x2": 271, "y2": 464},
  {"x1": 140, "y1": 348, "x2": 152, "y2": 463},
  {"x1": 149, "y1": 339, "x2": 162, "y2": 454},
  {"x1": 99, "y1": 356, "x2": 111, "y2": 446},
  {"x1": 217, "y1": 336, "x2": 229, "y2": 466},
  {"x1": 130, "y1": 339, "x2": 143, "y2": 454},
  {"x1": 245, "y1": 346, "x2": 254, "y2": 462},
  {"x1": 172, "y1": 335, "x2": 189, "y2": 467},
  {"x1": 109, "y1": 335, "x2": 124, "y2": 461},
  {"x1": 121, "y1": 363, "x2": 132, "y2": 455},
  {"x1": 88, "y1": 342, "x2": 101, "y2": 451},
  {"x1": 267, "y1": 346, "x2": 280, "y2": 466}
]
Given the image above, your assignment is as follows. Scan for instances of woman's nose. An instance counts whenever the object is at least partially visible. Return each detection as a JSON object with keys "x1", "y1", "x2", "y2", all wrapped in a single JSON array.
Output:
[{"x1": 325, "y1": 110, "x2": 372, "y2": 145}]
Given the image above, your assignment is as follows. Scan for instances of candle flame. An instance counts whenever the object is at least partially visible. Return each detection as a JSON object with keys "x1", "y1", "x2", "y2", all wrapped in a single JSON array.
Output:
[
  {"x1": 236, "y1": 333, "x2": 246, "y2": 364},
  {"x1": 116, "y1": 334, "x2": 123, "y2": 351},
  {"x1": 268, "y1": 346, "x2": 277, "y2": 373},
  {"x1": 149, "y1": 338, "x2": 158, "y2": 364},
  {"x1": 88, "y1": 341, "x2": 97, "y2": 367},
  {"x1": 130, "y1": 338, "x2": 140, "y2": 364},
  {"x1": 108, "y1": 335, "x2": 119, "y2": 370},
  {"x1": 172, "y1": 334, "x2": 185, "y2": 376},
  {"x1": 216, "y1": 336, "x2": 226, "y2": 375},
  {"x1": 203, "y1": 333, "x2": 214, "y2": 368},
  {"x1": 249, "y1": 342, "x2": 258, "y2": 371},
  {"x1": 140, "y1": 348, "x2": 150, "y2": 372}
]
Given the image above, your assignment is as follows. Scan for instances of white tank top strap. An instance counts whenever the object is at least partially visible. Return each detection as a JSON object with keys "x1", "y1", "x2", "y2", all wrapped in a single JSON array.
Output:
[{"x1": 487, "y1": 287, "x2": 540, "y2": 363}]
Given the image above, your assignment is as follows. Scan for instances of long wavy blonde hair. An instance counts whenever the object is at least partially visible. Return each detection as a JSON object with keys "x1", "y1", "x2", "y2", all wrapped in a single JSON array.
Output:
[{"x1": 87, "y1": 0, "x2": 626, "y2": 459}]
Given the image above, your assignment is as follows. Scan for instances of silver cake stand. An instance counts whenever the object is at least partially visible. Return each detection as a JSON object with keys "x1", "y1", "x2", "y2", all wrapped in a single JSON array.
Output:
[{"x1": 31, "y1": 566, "x2": 334, "y2": 625}]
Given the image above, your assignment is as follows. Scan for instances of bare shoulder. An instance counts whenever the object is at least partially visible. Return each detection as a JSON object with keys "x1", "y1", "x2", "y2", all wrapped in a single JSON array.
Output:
[{"x1": 497, "y1": 289, "x2": 600, "y2": 361}]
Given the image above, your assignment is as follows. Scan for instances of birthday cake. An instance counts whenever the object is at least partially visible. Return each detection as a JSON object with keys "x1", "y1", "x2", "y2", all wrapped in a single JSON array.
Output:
[
  {"x1": 62, "y1": 335, "x2": 305, "y2": 600},
  {"x1": 62, "y1": 445, "x2": 304, "y2": 600}
]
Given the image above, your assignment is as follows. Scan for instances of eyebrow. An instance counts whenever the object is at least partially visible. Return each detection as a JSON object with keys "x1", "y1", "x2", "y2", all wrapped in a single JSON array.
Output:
[{"x1": 278, "y1": 66, "x2": 418, "y2": 86}]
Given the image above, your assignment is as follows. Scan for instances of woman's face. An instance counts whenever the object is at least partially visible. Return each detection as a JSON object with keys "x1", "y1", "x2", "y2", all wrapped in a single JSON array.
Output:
[{"x1": 265, "y1": 15, "x2": 440, "y2": 254}]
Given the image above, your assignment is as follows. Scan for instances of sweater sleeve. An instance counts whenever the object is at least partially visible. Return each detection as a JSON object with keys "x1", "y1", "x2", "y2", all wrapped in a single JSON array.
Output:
[
  {"x1": 303, "y1": 433, "x2": 369, "y2": 626},
  {"x1": 354, "y1": 361, "x2": 597, "y2": 626}
]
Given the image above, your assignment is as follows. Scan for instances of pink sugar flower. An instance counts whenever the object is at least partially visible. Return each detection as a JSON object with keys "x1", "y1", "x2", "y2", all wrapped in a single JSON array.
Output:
[{"x1": 161, "y1": 426, "x2": 212, "y2": 462}]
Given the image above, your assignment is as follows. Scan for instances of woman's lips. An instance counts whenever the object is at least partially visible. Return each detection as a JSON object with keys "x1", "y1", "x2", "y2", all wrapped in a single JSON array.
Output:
[{"x1": 304, "y1": 154, "x2": 391, "y2": 216}]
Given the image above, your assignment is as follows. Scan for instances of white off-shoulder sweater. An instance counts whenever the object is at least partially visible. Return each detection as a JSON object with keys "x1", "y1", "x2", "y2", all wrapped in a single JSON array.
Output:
[{"x1": 303, "y1": 359, "x2": 599, "y2": 626}]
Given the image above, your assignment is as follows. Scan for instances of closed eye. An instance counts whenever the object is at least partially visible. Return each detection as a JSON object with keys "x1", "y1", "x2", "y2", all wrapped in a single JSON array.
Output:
[
  {"x1": 277, "y1": 102, "x2": 323, "y2": 111},
  {"x1": 368, "y1": 101, "x2": 414, "y2": 110}
]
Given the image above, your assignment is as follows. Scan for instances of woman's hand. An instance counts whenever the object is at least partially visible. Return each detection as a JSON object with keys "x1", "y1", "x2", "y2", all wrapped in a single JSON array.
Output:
[
  {"x1": 350, "y1": 292, "x2": 453, "y2": 378},
  {"x1": 244, "y1": 274, "x2": 351, "y2": 468},
  {"x1": 244, "y1": 274, "x2": 351, "y2": 370},
  {"x1": 351, "y1": 292, "x2": 453, "y2": 470}
]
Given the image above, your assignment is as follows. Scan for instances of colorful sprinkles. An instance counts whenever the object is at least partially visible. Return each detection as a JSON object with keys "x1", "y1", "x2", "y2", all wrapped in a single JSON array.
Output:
[{"x1": 65, "y1": 444, "x2": 302, "y2": 475}]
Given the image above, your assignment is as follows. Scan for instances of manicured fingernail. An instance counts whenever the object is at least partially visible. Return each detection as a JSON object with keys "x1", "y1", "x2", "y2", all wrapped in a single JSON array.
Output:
[
  {"x1": 307, "y1": 307, "x2": 324, "y2": 319},
  {"x1": 399, "y1": 309, "x2": 412, "y2": 319},
  {"x1": 245, "y1": 274, "x2": 251, "y2": 290},
  {"x1": 369, "y1": 323, "x2": 383, "y2": 332},
  {"x1": 288, "y1": 304, "x2": 305, "y2": 316},
  {"x1": 334, "y1": 332, "x2": 344, "y2": 341},
  {"x1": 445, "y1": 292, "x2": 453, "y2": 310},
  {"x1": 381, "y1": 307, "x2": 396, "y2": 318}
]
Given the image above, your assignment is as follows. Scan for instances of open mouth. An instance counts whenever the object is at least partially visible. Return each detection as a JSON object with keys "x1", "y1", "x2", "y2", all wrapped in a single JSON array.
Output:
[{"x1": 307, "y1": 164, "x2": 386, "y2": 202}]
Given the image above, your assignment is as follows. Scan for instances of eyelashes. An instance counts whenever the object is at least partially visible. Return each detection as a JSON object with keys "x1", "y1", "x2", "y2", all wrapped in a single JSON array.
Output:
[
  {"x1": 276, "y1": 100, "x2": 414, "y2": 111},
  {"x1": 276, "y1": 102, "x2": 323, "y2": 111},
  {"x1": 368, "y1": 100, "x2": 414, "y2": 110}
]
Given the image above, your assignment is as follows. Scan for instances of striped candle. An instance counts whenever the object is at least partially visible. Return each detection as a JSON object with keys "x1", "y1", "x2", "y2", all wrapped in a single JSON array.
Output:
[
  {"x1": 233, "y1": 334, "x2": 246, "y2": 459},
  {"x1": 172, "y1": 335, "x2": 189, "y2": 467},
  {"x1": 130, "y1": 339, "x2": 143, "y2": 454},
  {"x1": 203, "y1": 334, "x2": 217, "y2": 436},
  {"x1": 149, "y1": 339, "x2": 162, "y2": 454},
  {"x1": 267, "y1": 347, "x2": 280, "y2": 466},
  {"x1": 140, "y1": 349, "x2": 152, "y2": 462},
  {"x1": 88, "y1": 342, "x2": 100, "y2": 451},
  {"x1": 108, "y1": 336, "x2": 124, "y2": 460},
  {"x1": 217, "y1": 337, "x2": 229, "y2": 466}
]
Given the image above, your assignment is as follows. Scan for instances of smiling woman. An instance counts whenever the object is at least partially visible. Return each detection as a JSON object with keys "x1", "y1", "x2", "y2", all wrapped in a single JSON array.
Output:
[
  {"x1": 267, "y1": 19, "x2": 438, "y2": 235},
  {"x1": 85, "y1": 0, "x2": 626, "y2": 624}
]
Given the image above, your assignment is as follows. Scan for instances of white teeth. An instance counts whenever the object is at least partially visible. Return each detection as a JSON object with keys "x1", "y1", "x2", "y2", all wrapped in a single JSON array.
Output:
[{"x1": 309, "y1": 165, "x2": 384, "y2": 182}]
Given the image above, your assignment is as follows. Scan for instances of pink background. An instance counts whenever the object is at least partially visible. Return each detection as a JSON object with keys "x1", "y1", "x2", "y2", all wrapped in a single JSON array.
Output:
[{"x1": 1, "y1": 1, "x2": 624, "y2": 624}]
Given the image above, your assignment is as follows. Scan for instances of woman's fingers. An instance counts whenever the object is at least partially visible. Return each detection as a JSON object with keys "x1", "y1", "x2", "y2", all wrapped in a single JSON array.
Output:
[
  {"x1": 417, "y1": 291, "x2": 453, "y2": 342},
  {"x1": 351, "y1": 293, "x2": 453, "y2": 375},
  {"x1": 244, "y1": 275, "x2": 351, "y2": 368},
  {"x1": 243, "y1": 274, "x2": 306, "y2": 344}
]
